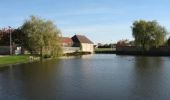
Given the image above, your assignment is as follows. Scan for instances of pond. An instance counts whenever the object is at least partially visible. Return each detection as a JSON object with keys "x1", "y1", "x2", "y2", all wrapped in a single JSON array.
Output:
[{"x1": 0, "y1": 54, "x2": 170, "y2": 100}]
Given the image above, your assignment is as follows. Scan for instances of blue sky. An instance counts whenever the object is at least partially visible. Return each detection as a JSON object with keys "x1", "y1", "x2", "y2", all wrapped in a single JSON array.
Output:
[{"x1": 0, "y1": 0, "x2": 170, "y2": 43}]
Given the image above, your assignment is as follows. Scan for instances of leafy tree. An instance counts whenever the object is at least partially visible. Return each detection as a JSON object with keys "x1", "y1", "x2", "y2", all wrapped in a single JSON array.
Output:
[
  {"x1": 21, "y1": 16, "x2": 62, "y2": 58},
  {"x1": 116, "y1": 39, "x2": 129, "y2": 46},
  {"x1": 167, "y1": 37, "x2": 170, "y2": 46},
  {"x1": 0, "y1": 29, "x2": 10, "y2": 46},
  {"x1": 132, "y1": 20, "x2": 168, "y2": 50},
  {"x1": 0, "y1": 28, "x2": 25, "y2": 46},
  {"x1": 12, "y1": 29, "x2": 27, "y2": 46}
]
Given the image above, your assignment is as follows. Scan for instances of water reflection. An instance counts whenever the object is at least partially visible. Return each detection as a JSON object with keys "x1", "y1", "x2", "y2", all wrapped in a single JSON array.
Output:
[
  {"x1": 131, "y1": 56, "x2": 169, "y2": 100},
  {"x1": 61, "y1": 54, "x2": 93, "y2": 59},
  {"x1": 0, "y1": 55, "x2": 170, "y2": 100},
  {"x1": 0, "y1": 60, "x2": 61, "y2": 100}
]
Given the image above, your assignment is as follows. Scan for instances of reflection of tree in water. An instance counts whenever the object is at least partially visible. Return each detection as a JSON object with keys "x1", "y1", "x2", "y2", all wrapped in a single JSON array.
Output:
[
  {"x1": 129, "y1": 57, "x2": 165, "y2": 100},
  {"x1": 134, "y1": 56, "x2": 163, "y2": 68},
  {"x1": 17, "y1": 60, "x2": 61, "y2": 100},
  {"x1": 0, "y1": 60, "x2": 62, "y2": 100}
]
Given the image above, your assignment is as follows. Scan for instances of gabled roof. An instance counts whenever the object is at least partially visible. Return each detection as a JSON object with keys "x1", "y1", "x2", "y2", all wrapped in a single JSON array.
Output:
[
  {"x1": 72, "y1": 35, "x2": 93, "y2": 44},
  {"x1": 61, "y1": 37, "x2": 73, "y2": 43}
]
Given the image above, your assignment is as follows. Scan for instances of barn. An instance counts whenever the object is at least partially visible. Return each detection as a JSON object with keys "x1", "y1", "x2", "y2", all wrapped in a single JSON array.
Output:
[{"x1": 72, "y1": 35, "x2": 94, "y2": 53}]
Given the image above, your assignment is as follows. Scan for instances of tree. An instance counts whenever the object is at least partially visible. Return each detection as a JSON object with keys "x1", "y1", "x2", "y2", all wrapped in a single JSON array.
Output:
[
  {"x1": 167, "y1": 37, "x2": 170, "y2": 46},
  {"x1": 0, "y1": 28, "x2": 14, "y2": 46},
  {"x1": 21, "y1": 16, "x2": 62, "y2": 58},
  {"x1": 116, "y1": 39, "x2": 129, "y2": 47},
  {"x1": 0, "y1": 28, "x2": 25, "y2": 46},
  {"x1": 12, "y1": 29, "x2": 27, "y2": 46},
  {"x1": 132, "y1": 20, "x2": 168, "y2": 50}
]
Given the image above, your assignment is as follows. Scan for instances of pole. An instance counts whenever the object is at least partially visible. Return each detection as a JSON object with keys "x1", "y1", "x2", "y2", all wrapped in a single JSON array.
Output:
[
  {"x1": 9, "y1": 26, "x2": 12, "y2": 55},
  {"x1": 111, "y1": 40, "x2": 112, "y2": 51}
]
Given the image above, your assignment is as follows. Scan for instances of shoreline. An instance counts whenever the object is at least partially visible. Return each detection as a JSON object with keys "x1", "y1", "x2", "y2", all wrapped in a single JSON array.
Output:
[
  {"x1": 95, "y1": 51, "x2": 116, "y2": 54},
  {"x1": 0, "y1": 60, "x2": 34, "y2": 68},
  {"x1": 95, "y1": 51, "x2": 170, "y2": 57},
  {"x1": 0, "y1": 53, "x2": 92, "y2": 67},
  {"x1": 116, "y1": 51, "x2": 170, "y2": 57},
  {"x1": 2, "y1": 51, "x2": 170, "y2": 68},
  {"x1": 0, "y1": 55, "x2": 40, "y2": 68}
]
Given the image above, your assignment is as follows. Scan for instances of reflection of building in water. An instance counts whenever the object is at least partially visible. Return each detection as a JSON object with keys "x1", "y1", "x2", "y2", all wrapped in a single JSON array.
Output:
[{"x1": 60, "y1": 54, "x2": 93, "y2": 59}]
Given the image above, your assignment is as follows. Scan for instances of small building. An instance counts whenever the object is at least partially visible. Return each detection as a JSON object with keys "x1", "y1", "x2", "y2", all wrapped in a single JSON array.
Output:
[
  {"x1": 72, "y1": 35, "x2": 94, "y2": 53},
  {"x1": 61, "y1": 37, "x2": 80, "y2": 54},
  {"x1": 61, "y1": 37, "x2": 73, "y2": 47}
]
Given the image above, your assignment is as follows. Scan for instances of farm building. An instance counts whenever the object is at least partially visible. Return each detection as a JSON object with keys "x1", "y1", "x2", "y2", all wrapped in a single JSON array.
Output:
[
  {"x1": 62, "y1": 35, "x2": 94, "y2": 53},
  {"x1": 72, "y1": 35, "x2": 94, "y2": 53}
]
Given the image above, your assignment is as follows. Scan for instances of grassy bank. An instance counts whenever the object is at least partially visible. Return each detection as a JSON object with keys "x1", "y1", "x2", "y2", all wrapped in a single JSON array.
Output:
[{"x1": 0, "y1": 55, "x2": 30, "y2": 66}]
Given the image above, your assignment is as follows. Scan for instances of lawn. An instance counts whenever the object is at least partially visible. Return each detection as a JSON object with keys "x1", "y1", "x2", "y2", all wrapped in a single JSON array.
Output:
[{"x1": 0, "y1": 55, "x2": 29, "y2": 66}]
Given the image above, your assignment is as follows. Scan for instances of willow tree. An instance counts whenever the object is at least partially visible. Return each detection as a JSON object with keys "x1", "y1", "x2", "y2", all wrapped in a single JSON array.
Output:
[
  {"x1": 167, "y1": 37, "x2": 170, "y2": 46},
  {"x1": 21, "y1": 16, "x2": 62, "y2": 58},
  {"x1": 132, "y1": 20, "x2": 168, "y2": 50}
]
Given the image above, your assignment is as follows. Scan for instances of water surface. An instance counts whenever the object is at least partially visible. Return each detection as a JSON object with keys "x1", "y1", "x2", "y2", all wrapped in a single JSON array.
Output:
[{"x1": 0, "y1": 54, "x2": 170, "y2": 100}]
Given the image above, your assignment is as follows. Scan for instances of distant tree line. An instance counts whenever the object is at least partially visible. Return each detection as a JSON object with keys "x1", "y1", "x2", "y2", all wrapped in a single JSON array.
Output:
[{"x1": 97, "y1": 43, "x2": 116, "y2": 48}]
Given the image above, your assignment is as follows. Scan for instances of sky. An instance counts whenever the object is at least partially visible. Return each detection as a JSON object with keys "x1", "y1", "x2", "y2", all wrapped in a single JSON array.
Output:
[{"x1": 0, "y1": 0, "x2": 170, "y2": 44}]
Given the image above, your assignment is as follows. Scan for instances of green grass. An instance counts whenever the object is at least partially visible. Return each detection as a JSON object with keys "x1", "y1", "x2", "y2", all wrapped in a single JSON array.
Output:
[
  {"x1": 0, "y1": 55, "x2": 29, "y2": 66},
  {"x1": 95, "y1": 48, "x2": 116, "y2": 52}
]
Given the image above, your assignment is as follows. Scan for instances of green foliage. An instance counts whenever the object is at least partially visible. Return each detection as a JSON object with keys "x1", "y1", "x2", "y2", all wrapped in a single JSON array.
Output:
[
  {"x1": 12, "y1": 29, "x2": 27, "y2": 46},
  {"x1": 132, "y1": 20, "x2": 168, "y2": 50},
  {"x1": 0, "y1": 29, "x2": 10, "y2": 46},
  {"x1": 167, "y1": 37, "x2": 170, "y2": 46},
  {"x1": 0, "y1": 28, "x2": 26, "y2": 46},
  {"x1": 21, "y1": 16, "x2": 62, "y2": 58}
]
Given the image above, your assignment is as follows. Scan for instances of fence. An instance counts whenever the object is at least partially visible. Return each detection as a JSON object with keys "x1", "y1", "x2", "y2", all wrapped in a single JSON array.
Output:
[
  {"x1": 116, "y1": 46, "x2": 170, "y2": 56},
  {"x1": 0, "y1": 46, "x2": 10, "y2": 55}
]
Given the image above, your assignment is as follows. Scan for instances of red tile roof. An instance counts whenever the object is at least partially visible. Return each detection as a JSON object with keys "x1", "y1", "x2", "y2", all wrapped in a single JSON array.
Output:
[
  {"x1": 72, "y1": 35, "x2": 93, "y2": 44},
  {"x1": 61, "y1": 37, "x2": 73, "y2": 43}
]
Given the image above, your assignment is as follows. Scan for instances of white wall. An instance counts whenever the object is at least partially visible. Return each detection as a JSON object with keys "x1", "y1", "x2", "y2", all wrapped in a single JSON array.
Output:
[
  {"x1": 81, "y1": 43, "x2": 94, "y2": 53},
  {"x1": 63, "y1": 47, "x2": 80, "y2": 53}
]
